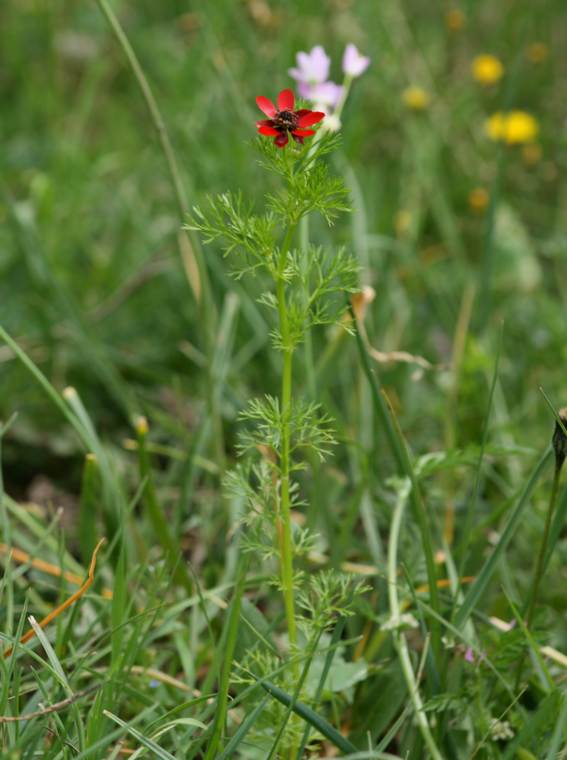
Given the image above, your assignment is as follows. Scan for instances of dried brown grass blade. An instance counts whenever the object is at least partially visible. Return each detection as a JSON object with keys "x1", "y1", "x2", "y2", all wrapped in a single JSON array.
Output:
[{"x1": 3, "y1": 538, "x2": 106, "y2": 658}]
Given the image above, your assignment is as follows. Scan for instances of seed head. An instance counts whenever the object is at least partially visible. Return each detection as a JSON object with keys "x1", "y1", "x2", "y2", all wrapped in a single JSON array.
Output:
[
  {"x1": 135, "y1": 416, "x2": 149, "y2": 436},
  {"x1": 552, "y1": 407, "x2": 567, "y2": 473}
]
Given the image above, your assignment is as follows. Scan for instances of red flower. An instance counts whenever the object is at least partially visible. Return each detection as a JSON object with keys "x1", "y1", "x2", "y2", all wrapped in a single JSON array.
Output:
[{"x1": 256, "y1": 89, "x2": 325, "y2": 148}]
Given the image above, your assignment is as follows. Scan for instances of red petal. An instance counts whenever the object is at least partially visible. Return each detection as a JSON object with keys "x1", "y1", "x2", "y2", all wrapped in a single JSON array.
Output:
[
  {"x1": 258, "y1": 125, "x2": 281, "y2": 136},
  {"x1": 277, "y1": 89, "x2": 295, "y2": 111},
  {"x1": 292, "y1": 128, "x2": 316, "y2": 137},
  {"x1": 256, "y1": 119, "x2": 275, "y2": 127},
  {"x1": 297, "y1": 111, "x2": 325, "y2": 127},
  {"x1": 275, "y1": 133, "x2": 289, "y2": 148},
  {"x1": 256, "y1": 96, "x2": 276, "y2": 117}
]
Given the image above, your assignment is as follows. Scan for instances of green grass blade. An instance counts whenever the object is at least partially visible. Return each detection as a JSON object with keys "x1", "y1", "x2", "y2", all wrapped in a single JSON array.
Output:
[
  {"x1": 455, "y1": 448, "x2": 552, "y2": 629},
  {"x1": 295, "y1": 618, "x2": 346, "y2": 759},
  {"x1": 204, "y1": 556, "x2": 249, "y2": 759},
  {"x1": 0, "y1": 325, "x2": 91, "y2": 446},
  {"x1": 79, "y1": 453, "x2": 99, "y2": 565},
  {"x1": 260, "y1": 679, "x2": 359, "y2": 755},
  {"x1": 217, "y1": 695, "x2": 270, "y2": 760},
  {"x1": 544, "y1": 692, "x2": 567, "y2": 760},
  {"x1": 502, "y1": 691, "x2": 560, "y2": 760},
  {"x1": 103, "y1": 710, "x2": 177, "y2": 760},
  {"x1": 545, "y1": 481, "x2": 567, "y2": 571},
  {"x1": 457, "y1": 323, "x2": 503, "y2": 577},
  {"x1": 504, "y1": 591, "x2": 554, "y2": 691},
  {"x1": 135, "y1": 417, "x2": 192, "y2": 593},
  {"x1": 350, "y1": 305, "x2": 441, "y2": 660}
]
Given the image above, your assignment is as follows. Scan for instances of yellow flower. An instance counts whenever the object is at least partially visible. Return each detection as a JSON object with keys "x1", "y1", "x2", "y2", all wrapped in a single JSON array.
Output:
[
  {"x1": 485, "y1": 111, "x2": 539, "y2": 144},
  {"x1": 446, "y1": 8, "x2": 465, "y2": 31},
  {"x1": 468, "y1": 187, "x2": 489, "y2": 213},
  {"x1": 485, "y1": 112, "x2": 506, "y2": 141},
  {"x1": 526, "y1": 42, "x2": 548, "y2": 64},
  {"x1": 402, "y1": 86, "x2": 430, "y2": 111},
  {"x1": 472, "y1": 54, "x2": 504, "y2": 85}
]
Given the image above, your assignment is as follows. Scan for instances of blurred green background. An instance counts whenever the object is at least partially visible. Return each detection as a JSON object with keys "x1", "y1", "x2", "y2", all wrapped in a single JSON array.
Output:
[{"x1": 0, "y1": 0, "x2": 565, "y2": 510}]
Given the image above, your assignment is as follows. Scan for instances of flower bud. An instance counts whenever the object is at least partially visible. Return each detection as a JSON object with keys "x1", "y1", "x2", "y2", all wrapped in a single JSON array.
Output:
[
  {"x1": 552, "y1": 407, "x2": 567, "y2": 472},
  {"x1": 135, "y1": 415, "x2": 149, "y2": 436}
]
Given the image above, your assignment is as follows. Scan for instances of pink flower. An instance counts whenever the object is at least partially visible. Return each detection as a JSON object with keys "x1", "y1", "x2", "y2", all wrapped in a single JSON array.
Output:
[
  {"x1": 296, "y1": 80, "x2": 344, "y2": 110},
  {"x1": 289, "y1": 45, "x2": 330, "y2": 85},
  {"x1": 342, "y1": 43, "x2": 370, "y2": 78}
]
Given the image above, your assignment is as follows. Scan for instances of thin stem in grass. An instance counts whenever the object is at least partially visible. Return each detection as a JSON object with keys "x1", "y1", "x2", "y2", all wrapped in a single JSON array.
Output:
[
  {"x1": 524, "y1": 466, "x2": 562, "y2": 630},
  {"x1": 94, "y1": 0, "x2": 187, "y2": 220},
  {"x1": 456, "y1": 323, "x2": 502, "y2": 582},
  {"x1": 299, "y1": 216, "x2": 317, "y2": 400},
  {"x1": 387, "y1": 480, "x2": 443, "y2": 760},
  {"x1": 350, "y1": 309, "x2": 442, "y2": 661},
  {"x1": 94, "y1": 0, "x2": 208, "y2": 302},
  {"x1": 94, "y1": 0, "x2": 225, "y2": 468},
  {"x1": 276, "y1": 223, "x2": 298, "y2": 648},
  {"x1": 515, "y1": 410, "x2": 566, "y2": 688},
  {"x1": 295, "y1": 618, "x2": 345, "y2": 759},
  {"x1": 135, "y1": 416, "x2": 193, "y2": 594},
  {"x1": 266, "y1": 628, "x2": 324, "y2": 759},
  {"x1": 0, "y1": 414, "x2": 17, "y2": 550},
  {"x1": 454, "y1": 447, "x2": 552, "y2": 631},
  {"x1": 204, "y1": 556, "x2": 248, "y2": 760}
]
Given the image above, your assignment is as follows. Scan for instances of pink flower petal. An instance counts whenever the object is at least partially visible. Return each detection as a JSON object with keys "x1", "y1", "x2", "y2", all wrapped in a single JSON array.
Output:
[
  {"x1": 296, "y1": 81, "x2": 313, "y2": 100},
  {"x1": 277, "y1": 89, "x2": 295, "y2": 111},
  {"x1": 297, "y1": 111, "x2": 325, "y2": 127},
  {"x1": 342, "y1": 43, "x2": 371, "y2": 77},
  {"x1": 256, "y1": 96, "x2": 276, "y2": 117},
  {"x1": 295, "y1": 46, "x2": 331, "y2": 83},
  {"x1": 310, "y1": 81, "x2": 344, "y2": 108}
]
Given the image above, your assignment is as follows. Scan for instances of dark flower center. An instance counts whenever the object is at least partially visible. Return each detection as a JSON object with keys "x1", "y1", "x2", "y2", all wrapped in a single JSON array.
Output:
[{"x1": 275, "y1": 110, "x2": 299, "y2": 131}]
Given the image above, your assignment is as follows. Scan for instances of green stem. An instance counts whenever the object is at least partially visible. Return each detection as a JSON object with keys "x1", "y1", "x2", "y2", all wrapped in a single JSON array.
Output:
[
  {"x1": 276, "y1": 225, "x2": 298, "y2": 648},
  {"x1": 299, "y1": 216, "x2": 317, "y2": 400},
  {"x1": 514, "y1": 463, "x2": 561, "y2": 690},
  {"x1": 387, "y1": 481, "x2": 444, "y2": 760},
  {"x1": 525, "y1": 465, "x2": 561, "y2": 629},
  {"x1": 333, "y1": 74, "x2": 353, "y2": 121},
  {"x1": 350, "y1": 307, "x2": 442, "y2": 662},
  {"x1": 94, "y1": 0, "x2": 224, "y2": 467},
  {"x1": 136, "y1": 418, "x2": 193, "y2": 594},
  {"x1": 204, "y1": 556, "x2": 249, "y2": 760},
  {"x1": 94, "y1": 0, "x2": 188, "y2": 220}
]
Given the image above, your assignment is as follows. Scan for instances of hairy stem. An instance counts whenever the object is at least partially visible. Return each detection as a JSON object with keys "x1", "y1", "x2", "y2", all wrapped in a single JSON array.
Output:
[{"x1": 276, "y1": 224, "x2": 298, "y2": 648}]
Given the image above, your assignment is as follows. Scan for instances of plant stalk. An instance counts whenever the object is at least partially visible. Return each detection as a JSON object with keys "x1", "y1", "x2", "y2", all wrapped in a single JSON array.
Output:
[
  {"x1": 387, "y1": 481, "x2": 443, "y2": 760},
  {"x1": 515, "y1": 462, "x2": 562, "y2": 690},
  {"x1": 276, "y1": 225, "x2": 298, "y2": 648},
  {"x1": 525, "y1": 465, "x2": 562, "y2": 630},
  {"x1": 94, "y1": 0, "x2": 225, "y2": 468}
]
